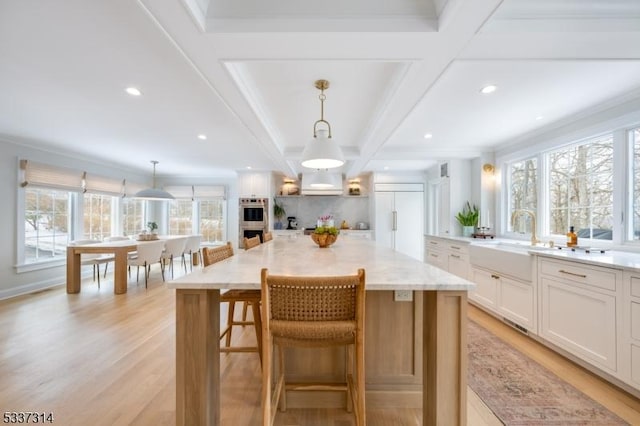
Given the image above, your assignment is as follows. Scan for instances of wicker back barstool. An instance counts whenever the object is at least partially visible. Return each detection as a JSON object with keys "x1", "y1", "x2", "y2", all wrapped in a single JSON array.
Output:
[
  {"x1": 202, "y1": 242, "x2": 262, "y2": 365},
  {"x1": 244, "y1": 235, "x2": 261, "y2": 249},
  {"x1": 262, "y1": 232, "x2": 273, "y2": 242},
  {"x1": 260, "y1": 268, "x2": 366, "y2": 426}
]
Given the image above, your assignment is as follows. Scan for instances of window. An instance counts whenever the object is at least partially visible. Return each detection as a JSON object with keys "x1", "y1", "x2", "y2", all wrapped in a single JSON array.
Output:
[
  {"x1": 168, "y1": 200, "x2": 193, "y2": 235},
  {"x1": 83, "y1": 193, "x2": 114, "y2": 240},
  {"x1": 199, "y1": 200, "x2": 225, "y2": 243},
  {"x1": 507, "y1": 157, "x2": 538, "y2": 232},
  {"x1": 24, "y1": 188, "x2": 71, "y2": 263},
  {"x1": 122, "y1": 198, "x2": 145, "y2": 237},
  {"x1": 631, "y1": 127, "x2": 640, "y2": 240},
  {"x1": 547, "y1": 135, "x2": 614, "y2": 240}
]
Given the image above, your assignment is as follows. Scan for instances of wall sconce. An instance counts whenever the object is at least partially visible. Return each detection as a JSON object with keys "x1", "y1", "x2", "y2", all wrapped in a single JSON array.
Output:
[
  {"x1": 482, "y1": 163, "x2": 495, "y2": 174},
  {"x1": 348, "y1": 179, "x2": 361, "y2": 196}
]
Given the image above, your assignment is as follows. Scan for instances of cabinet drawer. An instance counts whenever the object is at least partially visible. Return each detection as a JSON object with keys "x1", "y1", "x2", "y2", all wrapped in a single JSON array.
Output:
[
  {"x1": 447, "y1": 243, "x2": 469, "y2": 255},
  {"x1": 633, "y1": 344, "x2": 640, "y2": 386},
  {"x1": 425, "y1": 238, "x2": 444, "y2": 249},
  {"x1": 426, "y1": 250, "x2": 447, "y2": 270},
  {"x1": 632, "y1": 302, "x2": 640, "y2": 342},
  {"x1": 631, "y1": 277, "x2": 640, "y2": 298},
  {"x1": 540, "y1": 259, "x2": 617, "y2": 292}
]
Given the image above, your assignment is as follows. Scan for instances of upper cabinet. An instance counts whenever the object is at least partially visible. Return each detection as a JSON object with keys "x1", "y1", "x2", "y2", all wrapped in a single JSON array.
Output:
[{"x1": 238, "y1": 172, "x2": 272, "y2": 198}]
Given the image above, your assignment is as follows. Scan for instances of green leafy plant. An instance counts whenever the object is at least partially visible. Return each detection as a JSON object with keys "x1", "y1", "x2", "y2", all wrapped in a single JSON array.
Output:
[
  {"x1": 455, "y1": 202, "x2": 479, "y2": 226},
  {"x1": 314, "y1": 225, "x2": 340, "y2": 236},
  {"x1": 273, "y1": 198, "x2": 286, "y2": 220},
  {"x1": 147, "y1": 221, "x2": 158, "y2": 232}
]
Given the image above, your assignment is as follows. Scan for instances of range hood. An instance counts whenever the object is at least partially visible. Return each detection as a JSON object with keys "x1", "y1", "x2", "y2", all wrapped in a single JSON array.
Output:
[{"x1": 300, "y1": 172, "x2": 344, "y2": 195}]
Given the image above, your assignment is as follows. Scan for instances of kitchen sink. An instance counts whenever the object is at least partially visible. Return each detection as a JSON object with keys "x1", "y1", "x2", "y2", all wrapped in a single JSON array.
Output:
[{"x1": 469, "y1": 240, "x2": 538, "y2": 281}]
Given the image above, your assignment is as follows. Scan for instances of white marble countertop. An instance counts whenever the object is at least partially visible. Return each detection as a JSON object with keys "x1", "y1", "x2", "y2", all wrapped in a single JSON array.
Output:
[
  {"x1": 531, "y1": 249, "x2": 640, "y2": 271},
  {"x1": 427, "y1": 234, "x2": 640, "y2": 272},
  {"x1": 168, "y1": 236, "x2": 475, "y2": 291}
]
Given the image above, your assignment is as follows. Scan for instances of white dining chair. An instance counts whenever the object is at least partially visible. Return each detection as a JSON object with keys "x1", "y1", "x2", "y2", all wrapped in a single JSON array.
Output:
[
  {"x1": 69, "y1": 239, "x2": 114, "y2": 289},
  {"x1": 183, "y1": 235, "x2": 202, "y2": 272},
  {"x1": 127, "y1": 240, "x2": 165, "y2": 288},
  {"x1": 160, "y1": 237, "x2": 187, "y2": 279}
]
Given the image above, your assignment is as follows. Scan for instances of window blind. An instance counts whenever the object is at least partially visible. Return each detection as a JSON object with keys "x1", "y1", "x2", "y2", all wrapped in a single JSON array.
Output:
[
  {"x1": 165, "y1": 185, "x2": 226, "y2": 200},
  {"x1": 20, "y1": 159, "x2": 84, "y2": 192},
  {"x1": 84, "y1": 173, "x2": 125, "y2": 196}
]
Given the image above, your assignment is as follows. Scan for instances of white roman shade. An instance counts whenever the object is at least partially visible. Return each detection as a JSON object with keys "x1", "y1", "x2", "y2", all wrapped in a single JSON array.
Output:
[
  {"x1": 165, "y1": 185, "x2": 226, "y2": 200},
  {"x1": 84, "y1": 173, "x2": 125, "y2": 196},
  {"x1": 124, "y1": 180, "x2": 147, "y2": 198},
  {"x1": 20, "y1": 159, "x2": 83, "y2": 191}
]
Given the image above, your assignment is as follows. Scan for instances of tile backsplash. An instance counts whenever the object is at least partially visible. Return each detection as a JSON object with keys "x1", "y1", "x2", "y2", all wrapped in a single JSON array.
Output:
[{"x1": 274, "y1": 196, "x2": 369, "y2": 229}]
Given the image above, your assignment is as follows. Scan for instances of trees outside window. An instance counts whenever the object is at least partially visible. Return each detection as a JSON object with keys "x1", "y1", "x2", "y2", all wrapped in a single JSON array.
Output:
[
  {"x1": 508, "y1": 157, "x2": 537, "y2": 232},
  {"x1": 24, "y1": 188, "x2": 70, "y2": 263},
  {"x1": 548, "y1": 135, "x2": 613, "y2": 239},
  {"x1": 168, "y1": 200, "x2": 193, "y2": 235},
  {"x1": 631, "y1": 128, "x2": 640, "y2": 240},
  {"x1": 83, "y1": 193, "x2": 113, "y2": 240},
  {"x1": 122, "y1": 198, "x2": 145, "y2": 237},
  {"x1": 199, "y1": 200, "x2": 225, "y2": 243}
]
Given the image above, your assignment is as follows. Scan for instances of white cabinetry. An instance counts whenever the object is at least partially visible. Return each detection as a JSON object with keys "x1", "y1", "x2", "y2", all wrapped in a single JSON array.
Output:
[
  {"x1": 238, "y1": 172, "x2": 271, "y2": 198},
  {"x1": 469, "y1": 267, "x2": 498, "y2": 309},
  {"x1": 424, "y1": 236, "x2": 470, "y2": 279},
  {"x1": 468, "y1": 244, "x2": 536, "y2": 332},
  {"x1": 539, "y1": 258, "x2": 621, "y2": 374},
  {"x1": 622, "y1": 272, "x2": 640, "y2": 391},
  {"x1": 375, "y1": 184, "x2": 424, "y2": 261}
]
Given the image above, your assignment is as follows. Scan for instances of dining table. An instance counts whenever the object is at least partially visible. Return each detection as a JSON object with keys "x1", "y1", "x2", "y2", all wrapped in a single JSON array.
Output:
[
  {"x1": 167, "y1": 235, "x2": 476, "y2": 425},
  {"x1": 66, "y1": 235, "x2": 191, "y2": 295}
]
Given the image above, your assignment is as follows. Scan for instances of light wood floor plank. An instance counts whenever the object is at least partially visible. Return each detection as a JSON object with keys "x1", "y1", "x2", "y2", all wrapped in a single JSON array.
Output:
[{"x1": 1, "y1": 267, "x2": 638, "y2": 425}]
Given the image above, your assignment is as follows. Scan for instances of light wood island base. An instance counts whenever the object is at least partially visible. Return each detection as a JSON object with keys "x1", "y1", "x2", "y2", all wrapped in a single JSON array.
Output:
[{"x1": 174, "y1": 288, "x2": 468, "y2": 426}]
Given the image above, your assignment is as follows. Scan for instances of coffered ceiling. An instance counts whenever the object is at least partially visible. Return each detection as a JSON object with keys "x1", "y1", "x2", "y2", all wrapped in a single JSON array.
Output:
[{"x1": 0, "y1": 0, "x2": 639, "y2": 179}]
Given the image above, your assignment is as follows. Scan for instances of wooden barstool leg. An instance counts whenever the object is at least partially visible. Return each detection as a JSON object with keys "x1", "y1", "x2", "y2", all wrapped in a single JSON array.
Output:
[
  {"x1": 225, "y1": 301, "x2": 236, "y2": 347},
  {"x1": 251, "y1": 301, "x2": 263, "y2": 367}
]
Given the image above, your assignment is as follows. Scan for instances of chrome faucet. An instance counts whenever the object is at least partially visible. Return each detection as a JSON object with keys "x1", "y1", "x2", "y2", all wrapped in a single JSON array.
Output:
[{"x1": 511, "y1": 209, "x2": 539, "y2": 246}]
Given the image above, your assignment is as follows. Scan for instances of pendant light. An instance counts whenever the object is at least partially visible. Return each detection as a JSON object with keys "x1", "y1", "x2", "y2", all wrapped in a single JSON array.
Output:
[
  {"x1": 134, "y1": 160, "x2": 175, "y2": 200},
  {"x1": 300, "y1": 79, "x2": 345, "y2": 169}
]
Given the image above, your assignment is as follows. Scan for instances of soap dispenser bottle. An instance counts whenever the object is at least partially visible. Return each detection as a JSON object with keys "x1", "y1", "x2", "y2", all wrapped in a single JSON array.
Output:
[{"x1": 566, "y1": 226, "x2": 578, "y2": 247}]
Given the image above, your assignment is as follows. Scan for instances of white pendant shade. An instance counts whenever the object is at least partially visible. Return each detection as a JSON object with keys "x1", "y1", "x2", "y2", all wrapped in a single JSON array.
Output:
[
  {"x1": 134, "y1": 187, "x2": 175, "y2": 200},
  {"x1": 134, "y1": 160, "x2": 175, "y2": 200},
  {"x1": 301, "y1": 129, "x2": 345, "y2": 169}
]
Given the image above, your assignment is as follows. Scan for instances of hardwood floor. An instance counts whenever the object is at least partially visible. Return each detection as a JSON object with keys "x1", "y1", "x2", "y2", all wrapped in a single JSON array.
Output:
[{"x1": 1, "y1": 265, "x2": 638, "y2": 425}]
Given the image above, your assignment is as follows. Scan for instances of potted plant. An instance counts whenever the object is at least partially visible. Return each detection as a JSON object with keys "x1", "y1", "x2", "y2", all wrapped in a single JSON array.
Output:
[
  {"x1": 455, "y1": 202, "x2": 479, "y2": 237},
  {"x1": 273, "y1": 199, "x2": 286, "y2": 229},
  {"x1": 147, "y1": 221, "x2": 158, "y2": 234},
  {"x1": 311, "y1": 216, "x2": 339, "y2": 247}
]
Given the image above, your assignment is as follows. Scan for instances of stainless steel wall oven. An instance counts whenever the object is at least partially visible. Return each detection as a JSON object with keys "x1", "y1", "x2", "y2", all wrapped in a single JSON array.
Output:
[{"x1": 239, "y1": 198, "x2": 268, "y2": 247}]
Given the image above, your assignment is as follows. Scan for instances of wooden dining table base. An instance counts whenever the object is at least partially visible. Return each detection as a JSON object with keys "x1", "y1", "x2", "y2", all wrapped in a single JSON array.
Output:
[{"x1": 66, "y1": 244, "x2": 137, "y2": 295}]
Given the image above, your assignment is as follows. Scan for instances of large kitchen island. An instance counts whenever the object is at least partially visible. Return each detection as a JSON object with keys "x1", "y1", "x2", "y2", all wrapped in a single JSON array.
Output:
[{"x1": 167, "y1": 235, "x2": 475, "y2": 425}]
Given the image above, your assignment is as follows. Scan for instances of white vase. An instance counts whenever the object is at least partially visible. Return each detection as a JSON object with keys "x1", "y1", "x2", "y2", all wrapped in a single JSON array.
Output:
[{"x1": 462, "y1": 226, "x2": 474, "y2": 237}]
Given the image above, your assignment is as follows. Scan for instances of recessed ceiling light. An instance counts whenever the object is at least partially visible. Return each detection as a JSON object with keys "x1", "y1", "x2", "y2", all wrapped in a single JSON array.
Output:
[
  {"x1": 535, "y1": 116, "x2": 544, "y2": 121},
  {"x1": 383, "y1": 166, "x2": 389, "y2": 170},
  {"x1": 423, "y1": 133, "x2": 433, "y2": 139},
  {"x1": 480, "y1": 85, "x2": 497, "y2": 94},
  {"x1": 246, "y1": 166, "x2": 252, "y2": 169},
  {"x1": 197, "y1": 134, "x2": 207, "y2": 140},
  {"x1": 125, "y1": 87, "x2": 142, "y2": 96}
]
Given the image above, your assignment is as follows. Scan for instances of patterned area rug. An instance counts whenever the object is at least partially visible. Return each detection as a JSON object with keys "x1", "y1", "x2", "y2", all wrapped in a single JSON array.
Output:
[{"x1": 467, "y1": 320, "x2": 629, "y2": 425}]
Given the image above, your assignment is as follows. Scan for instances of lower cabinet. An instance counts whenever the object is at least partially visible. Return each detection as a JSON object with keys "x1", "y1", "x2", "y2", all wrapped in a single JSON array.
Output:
[
  {"x1": 469, "y1": 267, "x2": 498, "y2": 309},
  {"x1": 470, "y1": 266, "x2": 536, "y2": 332},
  {"x1": 623, "y1": 272, "x2": 640, "y2": 390},
  {"x1": 539, "y1": 258, "x2": 620, "y2": 375},
  {"x1": 424, "y1": 236, "x2": 469, "y2": 280}
]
